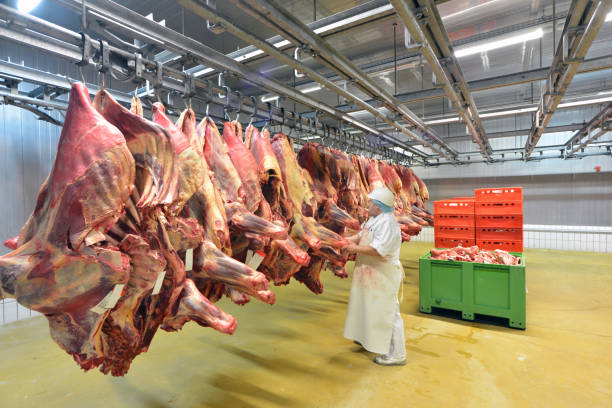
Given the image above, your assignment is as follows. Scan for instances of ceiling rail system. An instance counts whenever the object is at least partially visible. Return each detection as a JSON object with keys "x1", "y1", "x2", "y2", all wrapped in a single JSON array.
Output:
[
  {"x1": 564, "y1": 102, "x2": 612, "y2": 157},
  {"x1": 225, "y1": 0, "x2": 460, "y2": 164},
  {"x1": 390, "y1": 0, "x2": 492, "y2": 160},
  {"x1": 173, "y1": 0, "x2": 435, "y2": 161},
  {"x1": 0, "y1": 1, "x2": 422, "y2": 165},
  {"x1": 524, "y1": 0, "x2": 612, "y2": 159}
]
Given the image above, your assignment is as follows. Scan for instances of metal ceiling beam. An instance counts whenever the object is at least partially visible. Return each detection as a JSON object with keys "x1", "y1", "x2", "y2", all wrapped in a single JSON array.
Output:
[
  {"x1": 390, "y1": 0, "x2": 492, "y2": 160},
  {"x1": 524, "y1": 0, "x2": 612, "y2": 159},
  {"x1": 564, "y1": 102, "x2": 612, "y2": 157},
  {"x1": 0, "y1": 3, "x2": 418, "y2": 164},
  {"x1": 173, "y1": 0, "x2": 433, "y2": 160},
  {"x1": 44, "y1": 0, "x2": 423, "y2": 163},
  {"x1": 226, "y1": 0, "x2": 459, "y2": 163},
  {"x1": 180, "y1": 0, "x2": 396, "y2": 78}
]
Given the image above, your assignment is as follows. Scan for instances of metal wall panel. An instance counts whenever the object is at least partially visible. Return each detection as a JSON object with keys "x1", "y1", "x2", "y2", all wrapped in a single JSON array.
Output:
[
  {"x1": 424, "y1": 172, "x2": 612, "y2": 226},
  {"x1": 0, "y1": 104, "x2": 60, "y2": 258}
]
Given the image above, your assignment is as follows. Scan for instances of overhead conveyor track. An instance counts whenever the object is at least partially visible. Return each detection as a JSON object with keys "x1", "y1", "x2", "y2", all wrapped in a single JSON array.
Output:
[
  {"x1": 225, "y1": 0, "x2": 460, "y2": 163},
  {"x1": 524, "y1": 0, "x2": 612, "y2": 159},
  {"x1": 390, "y1": 0, "x2": 492, "y2": 160},
  {"x1": 0, "y1": 1, "x2": 424, "y2": 165},
  {"x1": 564, "y1": 102, "x2": 612, "y2": 158}
]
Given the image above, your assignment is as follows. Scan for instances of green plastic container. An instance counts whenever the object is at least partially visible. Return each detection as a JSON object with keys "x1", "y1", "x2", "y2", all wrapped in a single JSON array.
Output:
[{"x1": 419, "y1": 251, "x2": 526, "y2": 329}]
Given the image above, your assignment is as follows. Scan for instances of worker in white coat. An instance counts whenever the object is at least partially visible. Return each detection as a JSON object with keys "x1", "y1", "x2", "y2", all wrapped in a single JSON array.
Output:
[{"x1": 344, "y1": 187, "x2": 406, "y2": 366}]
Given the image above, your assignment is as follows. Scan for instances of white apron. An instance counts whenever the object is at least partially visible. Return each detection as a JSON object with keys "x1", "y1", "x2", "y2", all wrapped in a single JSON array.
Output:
[{"x1": 343, "y1": 229, "x2": 403, "y2": 354}]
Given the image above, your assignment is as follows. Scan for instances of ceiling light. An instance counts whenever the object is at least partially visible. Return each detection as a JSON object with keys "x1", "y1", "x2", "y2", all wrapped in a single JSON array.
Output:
[
  {"x1": 18, "y1": 0, "x2": 42, "y2": 13},
  {"x1": 558, "y1": 96, "x2": 612, "y2": 108},
  {"x1": 261, "y1": 95, "x2": 279, "y2": 103},
  {"x1": 300, "y1": 84, "x2": 322, "y2": 94},
  {"x1": 313, "y1": 5, "x2": 393, "y2": 34},
  {"x1": 606, "y1": 11, "x2": 612, "y2": 22},
  {"x1": 442, "y1": 0, "x2": 503, "y2": 21},
  {"x1": 454, "y1": 28, "x2": 543, "y2": 58},
  {"x1": 424, "y1": 117, "x2": 460, "y2": 125},
  {"x1": 597, "y1": 90, "x2": 612, "y2": 95},
  {"x1": 480, "y1": 107, "x2": 538, "y2": 118}
]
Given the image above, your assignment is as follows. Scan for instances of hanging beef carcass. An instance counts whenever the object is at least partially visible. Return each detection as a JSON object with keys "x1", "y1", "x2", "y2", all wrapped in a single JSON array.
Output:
[
  {"x1": 93, "y1": 91, "x2": 246, "y2": 374},
  {"x1": 270, "y1": 133, "x2": 349, "y2": 291},
  {"x1": 223, "y1": 122, "x2": 309, "y2": 285},
  {"x1": 0, "y1": 83, "x2": 136, "y2": 371},
  {"x1": 243, "y1": 126, "x2": 310, "y2": 285}
]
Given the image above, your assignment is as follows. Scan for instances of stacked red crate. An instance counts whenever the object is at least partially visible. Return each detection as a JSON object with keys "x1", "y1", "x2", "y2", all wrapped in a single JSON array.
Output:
[
  {"x1": 475, "y1": 187, "x2": 524, "y2": 251},
  {"x1": 433, "y1": 197, "x2": 475, "y2": 248}
]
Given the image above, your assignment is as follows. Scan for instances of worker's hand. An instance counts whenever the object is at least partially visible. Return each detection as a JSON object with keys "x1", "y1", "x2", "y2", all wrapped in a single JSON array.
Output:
[{"x1": 346, "y1": 243, "x2": 359, "y2": 254}]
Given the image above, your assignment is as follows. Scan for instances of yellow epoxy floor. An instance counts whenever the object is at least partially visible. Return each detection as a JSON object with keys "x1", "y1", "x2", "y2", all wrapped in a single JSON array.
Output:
[{"x1": 1, "y1": 242, "x2": 611, "y2": 408}]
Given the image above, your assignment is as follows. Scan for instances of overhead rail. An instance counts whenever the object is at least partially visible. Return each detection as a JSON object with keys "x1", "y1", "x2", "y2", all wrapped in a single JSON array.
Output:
[
  {"x1": 173, "y1": 0, "x2": 440, "y2": 162},
  {"x1": 225, "y1": 0, "x2": 460, "y2": 163},
  {"x1": 390, "y1": 0, "x2": 492, "y2": 160},
  {"x1": 1, "y1": 1, "x2": 422, "y2": 165},
  {"x1": 564, "y1": 102, "x2": 612, "y2": 157},
  {"x1": 524, "y1": 0, "x2": 612, "y2": 159}
]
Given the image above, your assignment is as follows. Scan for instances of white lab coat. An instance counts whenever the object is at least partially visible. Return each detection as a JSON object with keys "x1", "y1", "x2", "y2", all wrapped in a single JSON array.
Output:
[{"x1": 343, "y1": 212, "x2": 403, "y2": 354}]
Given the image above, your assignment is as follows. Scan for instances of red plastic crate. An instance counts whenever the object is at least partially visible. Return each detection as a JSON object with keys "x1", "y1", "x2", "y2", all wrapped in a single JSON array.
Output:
[
  {"x1": 475, "y1": 187, "x2": 523, "y2": 202},
  {"x1": 476, "y1": 227, "x2": 523, "y2": 241},
  {"x1": 435, "y1": 237, "x2": 476, "y2": 249},
  {"x1": 475, "y1": 201, "x2": 523, "y2": 215},
  {"x1": 435, "y1": 214, "x2": 475, "y2": 227},
  {"x1": 476, "y1": 214, "x2": 523, "y2": 228},
  {"x1": 477, "y1": 239, "x2": 523, "y2": 252},
  {"x1": 434, "y1": 198, "x2": 475, "y2": 215},
  {"x1": 435, "y1": 226, "x2": 475, "y2": 239}
]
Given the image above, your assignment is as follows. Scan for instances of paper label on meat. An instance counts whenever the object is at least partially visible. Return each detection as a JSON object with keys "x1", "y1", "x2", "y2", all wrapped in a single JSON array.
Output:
[
  {"x1": 90, "y1": 284, "x2": 125, "y2": 314},
  {"x1": 152, "y1": 271, "x2": 166, "y2": 295},
  {"x1": 246, "y1": 251, "x2": 265, "y2": 270},
  {"x1": 185, "y1": 248, "x2": 193, "y2": 271}
]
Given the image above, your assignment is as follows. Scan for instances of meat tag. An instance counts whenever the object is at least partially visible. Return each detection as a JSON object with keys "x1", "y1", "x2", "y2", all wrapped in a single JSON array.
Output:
[
  {"x1": 245, "y1": 250, "x2": 254, "y2": 265},
  {"x1": 246, "y1": 251, "x2": 265, "y2": 270},
  {"x1": 152, "y1": 271, "x2": 166, "y2": 295},
  {"x1": 185, "y1": 248, "x2": 193, "y2": 272},
  {"x1": 90, "y1": 284, "x2": 125, "y2": 314}
]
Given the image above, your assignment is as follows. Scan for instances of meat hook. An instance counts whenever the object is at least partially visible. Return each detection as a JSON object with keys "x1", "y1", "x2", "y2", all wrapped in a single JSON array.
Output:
[
  {"x1": 222, "y1": 85, "x2": 232, "y2": 121},
  {"x1": 233, "y1": 90, "x2": 242, "y2": 122},
  {"x1": 248, "y1": 96, "x2": 257, "y2": 125}
]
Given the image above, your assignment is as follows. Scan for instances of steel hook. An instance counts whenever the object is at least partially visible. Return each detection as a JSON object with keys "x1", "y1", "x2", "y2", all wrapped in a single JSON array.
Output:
[
  {"x1": 249, "y1": 96, "x2": 257, "y2": 125},
  {"x1": 222, "y1": 85, "x2": 231, "y2": 121},
  {"x1": 233, "y1": 90, "x2": 242, "y2": 122}
]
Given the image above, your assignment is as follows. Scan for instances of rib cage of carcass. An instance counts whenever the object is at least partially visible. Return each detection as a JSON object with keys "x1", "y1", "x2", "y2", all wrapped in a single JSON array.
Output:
[{"x1": 0, "y1": 83, "x2": 432, "y2": 376}]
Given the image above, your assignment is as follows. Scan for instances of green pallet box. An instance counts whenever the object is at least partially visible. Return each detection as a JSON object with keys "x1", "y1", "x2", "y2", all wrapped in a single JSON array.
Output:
[{"x1": 419, "y1": 252, "x2": 526, "y2": 329}]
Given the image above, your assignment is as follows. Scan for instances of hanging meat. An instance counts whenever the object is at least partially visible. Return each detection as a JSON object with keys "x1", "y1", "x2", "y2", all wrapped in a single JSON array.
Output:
[{"x1": 1, "y1": 82, "x2": 434, "y2": 376}]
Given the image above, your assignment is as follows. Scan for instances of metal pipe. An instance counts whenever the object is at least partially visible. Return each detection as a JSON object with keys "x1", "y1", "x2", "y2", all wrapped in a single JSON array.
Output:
[
  {"x1": 173, "y1": 0, "x2": 437, "y2": 160},
  {"x1": 9, "y1": 0, "x2": 420, "y2": 163},
  {"x1": 227, "y1": 0, "x2": 459, "y2": 161},
  {"x1": 525, "y1": 0, "x2": 612, "y2": 158},
  {"x1": 390, "y1": 0, "x2": 492, "y2": 160}
]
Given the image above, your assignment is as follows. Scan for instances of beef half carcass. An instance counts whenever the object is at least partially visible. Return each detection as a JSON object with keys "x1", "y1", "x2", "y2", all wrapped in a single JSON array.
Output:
[
  {"x1": 270, "y1": 133, "x2": 349, "y2": 291},
  {"x1": 0, "y1": 83, "x2": 135, "y2": 371},
  {"x1": 201, "y1": 118, "x2": 287, "y2": 244}
]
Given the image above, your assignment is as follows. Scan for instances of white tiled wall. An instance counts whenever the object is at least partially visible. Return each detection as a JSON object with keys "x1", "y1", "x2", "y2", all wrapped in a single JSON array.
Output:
[{"x1": 411, "y1": 225, "x2": 612, "y2": 253}]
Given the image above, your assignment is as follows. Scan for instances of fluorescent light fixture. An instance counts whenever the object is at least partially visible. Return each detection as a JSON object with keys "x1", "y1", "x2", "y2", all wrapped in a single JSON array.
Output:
[
  {"x1": 454, "y1": 28, "x2": 543, "y2": 58},
  {"x1": 300, "y1": 84, "x2": 322, "y2": 94},
  {"x1": 424, "y1": 117, "x2": 460, "y2": 125},
  {"x1": 480, "y1": 107, "x2": 538, "y2": 118},
  {"x1": 193, "y1": 6, "x2": 392, "y2": 78},
  {"x1": 261, "y1": 95, "x2": 279, "y2": 103},
  {"x1": 558, "y1": 96, "x2": 612, "y2": 108},
  {"x1": 597, "y1": 90, "x2": 612, "y2": 95},
  {"x1": 442, "y1": 0, "x2": 503, "y2": 21},
  {"x1": 192, "y1": 67, "x2": 214, "y2": 77},
  {"x1": 314, "y1": 5, "x2": 393, "y2": 34},
  {"x1": 606, "y1": 11, "x2": 612, "y2": 22},
  {"x1": 18, "y1": 0, "x2": 42, "y2": 12}
]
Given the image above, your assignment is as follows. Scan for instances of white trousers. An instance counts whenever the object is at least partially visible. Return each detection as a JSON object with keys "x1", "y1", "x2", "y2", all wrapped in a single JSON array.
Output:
[{"x1": 384, "y1": 298, "x2": 406, "y2": 359}]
